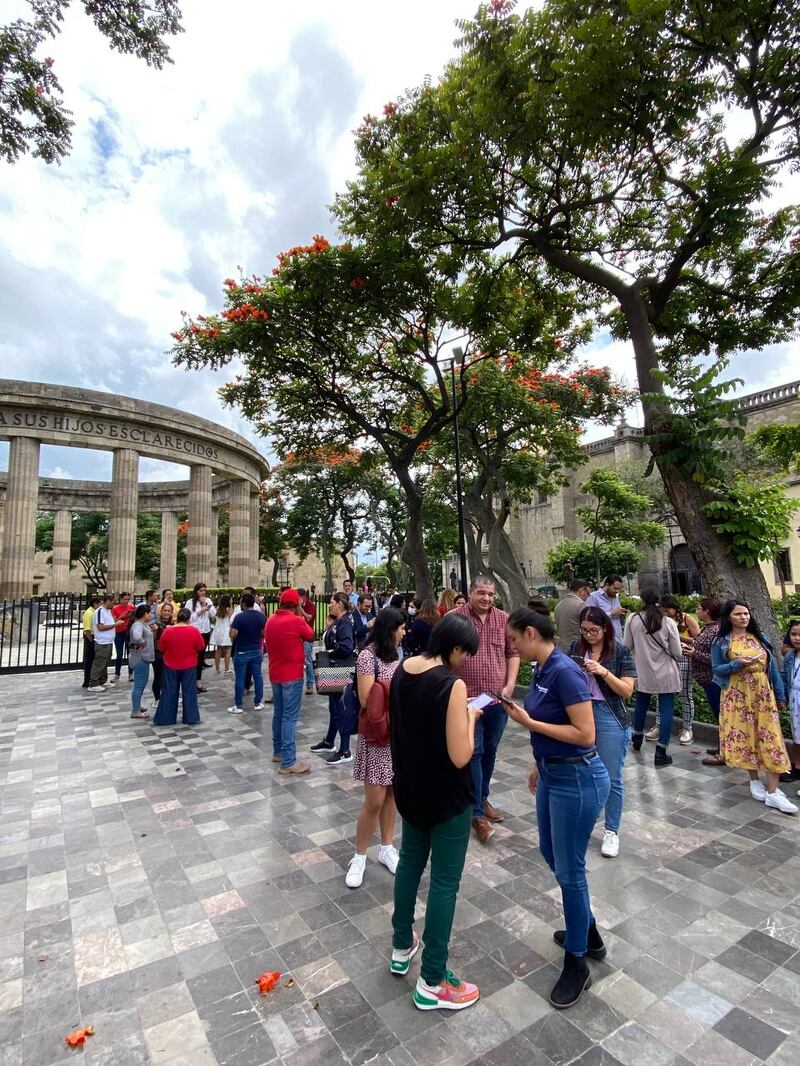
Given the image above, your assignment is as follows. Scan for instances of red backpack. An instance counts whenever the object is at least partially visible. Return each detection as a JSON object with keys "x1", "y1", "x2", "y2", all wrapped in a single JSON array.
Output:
[{"x1": 358, "y1": 655, "x2": 392, "y2": 746}]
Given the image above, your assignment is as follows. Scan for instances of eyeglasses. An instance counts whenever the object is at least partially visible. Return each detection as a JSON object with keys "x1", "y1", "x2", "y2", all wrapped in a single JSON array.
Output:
[{"x1": 580, "y1": 627, "x2": 603, "y2": 636}]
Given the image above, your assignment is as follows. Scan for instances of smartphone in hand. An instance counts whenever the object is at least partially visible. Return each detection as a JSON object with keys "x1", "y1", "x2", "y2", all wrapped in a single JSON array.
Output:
[
  {"x1": 488, "y1": 689, "x2": 513, "y2": 705},
  {"x1": 569, "y1": 654, "x2": 585, "y2": 666}
]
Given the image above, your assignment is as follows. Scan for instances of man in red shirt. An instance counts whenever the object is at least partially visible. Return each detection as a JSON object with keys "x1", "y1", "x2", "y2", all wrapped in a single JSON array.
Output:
[
  {"x1": 264, "y1": 589, "x2": 314, "y2": 774},
  {"x1": 452, "y1": 575, "x2": 520, "y2": 844},
  {"x1": 110, "y1": 592, "x2": 135, "y2": 684}
]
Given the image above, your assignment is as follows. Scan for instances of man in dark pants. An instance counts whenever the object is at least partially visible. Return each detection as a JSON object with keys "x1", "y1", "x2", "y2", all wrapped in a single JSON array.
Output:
[
  {"x1": 451, "y1": 576, "x2": 520, "y2": 844},
  {"x1": 81, "y1": 596, "x2": 101, "y2": 688}
]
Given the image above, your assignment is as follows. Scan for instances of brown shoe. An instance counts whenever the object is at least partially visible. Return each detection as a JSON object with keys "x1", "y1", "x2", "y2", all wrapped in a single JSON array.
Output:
[
  {"x1": 472, "y1": 817, "x2": 495, "y2": 844},
  {"x1": 271, "y1": 755, "x2": 281, "y2": 763},
  {"x1": 483, "y1": 800, "x2": 505, "y2": 823},
  {"x1": 279, "y1": 761, "x2": 311, "y2": 775}
]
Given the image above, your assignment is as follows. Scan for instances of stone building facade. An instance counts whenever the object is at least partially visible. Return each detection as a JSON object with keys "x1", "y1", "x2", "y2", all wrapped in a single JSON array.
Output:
[{"x1": 507, "y1": 380, "x2": 800, "y2": 597}]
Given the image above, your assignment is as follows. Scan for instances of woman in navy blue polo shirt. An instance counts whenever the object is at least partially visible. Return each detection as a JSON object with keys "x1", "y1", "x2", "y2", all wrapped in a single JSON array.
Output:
[{"x1": 503, "y1": 607, "x2": 610, "y2": 1009}]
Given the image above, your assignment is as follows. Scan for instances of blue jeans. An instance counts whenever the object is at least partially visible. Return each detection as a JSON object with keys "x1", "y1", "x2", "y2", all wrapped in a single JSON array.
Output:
[
  {"x1": 154, "y1": 666, "x2": 199, "y2": 725},
  {"x1": 303, "y1": 642, "x2": 315, "y2": 687},
  {"x1": 633, "y1": 691, "x2": 675, "y2": 747},
  {"x1": 273, "y1": 679, "x2": 304, "y2": 767},
  {"x1": 592, "y1": 701, "x2": 631, "y2": 833},
  {"x1": 470, "y1": 702, "x2": 507, "y2": 817},
  {"x1": 537, "y1": 754, "x2": 610, "y2": 956},
  {"x1": 234, "y1": 650, "x2": 264, "y2": 707},
  {"x1": 131, "y1": 658, "x2": 151, "y2": 714},
  {"x1": 114, "y1": 631, "x2": 129, "y2": 678}
]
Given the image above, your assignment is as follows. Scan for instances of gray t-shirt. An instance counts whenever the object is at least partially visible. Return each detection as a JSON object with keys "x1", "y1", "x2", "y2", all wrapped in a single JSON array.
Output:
[{"x1": 128, "y1": 620, "x2": 155, "y2": 666}]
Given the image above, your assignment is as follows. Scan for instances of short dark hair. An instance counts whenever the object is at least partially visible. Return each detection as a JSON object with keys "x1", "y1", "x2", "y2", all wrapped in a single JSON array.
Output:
[
  {"x1": 527, "y1": 596, "x2": 551, "y2": 616},
  {"x1": 297, "y1": 587, "x2": 307, "y2": 597},
  {"x1": 144, "y1": 589, "x2": 156, "y2": 599},
  {"x1": 699, "y1": 597, "x2": 721, "y2": 621},
  {"x1": 603, "y1": 575, "x2": 623, "y2": 586},
  {"x1": 425, "y1": 613, "x2": 479, "y2": 662},
  {"x1": 357, "y1": 593, "x2": 373, "y2": 607},
  {"x1": 89, "y1": 596, "x2": 102, "y2": 607},
  {"x1": 469, "y1": 574, "x2": 496, "y2": 591},
  {"x1": 240, "y1": 593, "x2": 255, "y2": 609},
  {"x1": 119, "y1": 591, "x2": 130, "y2": 599},
  {"x1": 243, "y1": 586, "x2": 256, "y2": 595},
  {"x1": 569, "y1": 578, "x2": 590, "y2": 592},
  {"x1": 507, "y1": 607, "x2": 555, "y2": 642},
  {"x1": 176, "y1": 607, "x2": 191, "y2": 622}
]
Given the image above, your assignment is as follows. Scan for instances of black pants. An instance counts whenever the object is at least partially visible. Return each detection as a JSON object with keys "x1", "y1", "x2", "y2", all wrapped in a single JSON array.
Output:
[
  {"x1": 82, "y1": 635, "x2": 95, "y2": 687},
  {"x1": 196, "y1": 632, "x2": 211, "y2": 681},
  {"x1": 152, "y1": 653, "x2": 164, "y2": 700}
]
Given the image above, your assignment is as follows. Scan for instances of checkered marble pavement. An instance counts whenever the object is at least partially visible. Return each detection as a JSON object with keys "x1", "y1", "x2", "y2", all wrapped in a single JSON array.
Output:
[{"x1": 1, "y1": 667, "x2": 800, "y2": 1066}]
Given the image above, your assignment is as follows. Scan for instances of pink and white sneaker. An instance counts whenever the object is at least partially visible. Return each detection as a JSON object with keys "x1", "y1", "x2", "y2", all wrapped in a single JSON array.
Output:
[{"x1": 412, "y1": 970, "x2": 480, "y2": 1011}]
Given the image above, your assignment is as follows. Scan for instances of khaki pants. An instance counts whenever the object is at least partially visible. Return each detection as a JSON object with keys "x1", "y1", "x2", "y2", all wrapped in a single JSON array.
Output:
[{"x1": 90, "y1": 642, "x2": 114, "y2": 686}]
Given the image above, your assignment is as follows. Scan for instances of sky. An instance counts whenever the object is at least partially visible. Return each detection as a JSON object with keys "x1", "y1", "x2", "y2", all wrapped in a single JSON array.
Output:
[{"x1": 1, "y1": 0, "x2": 798, "y2": 485}]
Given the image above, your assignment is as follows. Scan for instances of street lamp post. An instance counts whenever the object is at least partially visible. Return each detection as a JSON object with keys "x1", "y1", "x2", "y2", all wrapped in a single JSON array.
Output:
[{"x1": 447, "y1": 346, "x2": 469, "y2": 596}]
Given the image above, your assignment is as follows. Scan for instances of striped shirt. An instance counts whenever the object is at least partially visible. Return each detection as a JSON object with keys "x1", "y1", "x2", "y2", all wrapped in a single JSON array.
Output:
[{"x1": 450, "y1": 602, "x2": 518, "y2": 699}]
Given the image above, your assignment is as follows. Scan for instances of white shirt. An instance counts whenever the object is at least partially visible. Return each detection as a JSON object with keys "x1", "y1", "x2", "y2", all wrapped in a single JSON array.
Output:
[
  {"x1": 93, "y1": 606, "x2": 116, "y2": 645},
  {"x1": 185, "y1": 597, "x2": 217, "y2": 634}
]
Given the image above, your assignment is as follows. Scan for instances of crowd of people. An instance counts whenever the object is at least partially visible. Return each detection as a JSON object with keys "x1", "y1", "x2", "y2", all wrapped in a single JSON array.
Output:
[{"x1": 77, "y1": 573, "x2": 800, "y2": 1014}]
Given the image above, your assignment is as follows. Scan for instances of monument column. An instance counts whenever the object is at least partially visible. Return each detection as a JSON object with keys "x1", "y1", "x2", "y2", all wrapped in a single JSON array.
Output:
[
  {"x1": 186, "y1": 464, "x2": 213, "y2": 586},
  {"x1": 106, "y1": 448, "x2": 139, "y2": 592},
  {"x1": 51, "y1": 508, "x2": 73, "y2": 591},
  {"x1": 209, "y1": 508, "x2": 219, "y2": 587},
  {"x1": 228, "y1": 481, "x2": 250, "y2": 587},
  {"x1": 159, "y1": 511, "x2": 178, "y2": 591},
  {"x1": 0, "y1": 436, "x2": 40, "y2": 598},
  {"x1": 249, "y1": 492, "x2": 260, "y2": 582}
]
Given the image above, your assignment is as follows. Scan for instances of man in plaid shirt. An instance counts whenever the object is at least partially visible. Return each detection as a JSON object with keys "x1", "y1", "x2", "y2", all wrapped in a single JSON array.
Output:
[{"x1": 452, "y1": 576, "x2": 520, "y2": 844}]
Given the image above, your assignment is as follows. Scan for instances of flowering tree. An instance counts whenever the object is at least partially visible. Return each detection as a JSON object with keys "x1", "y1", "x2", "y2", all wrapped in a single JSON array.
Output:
[
  {"x1": 172, "y1": 233, "x2": 563, "y2": 598},
  {"x1": 1, "y1": 1, "x2": 183, "y2": 163},
  {"x1": 339, "y1": 0, "x2": 800, "y2": 632}
]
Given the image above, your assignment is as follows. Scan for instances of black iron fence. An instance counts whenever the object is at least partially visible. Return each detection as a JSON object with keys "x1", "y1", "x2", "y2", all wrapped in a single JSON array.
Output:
[{"x1": 0, "y1": 593, "x2": 339, "y2": 674}]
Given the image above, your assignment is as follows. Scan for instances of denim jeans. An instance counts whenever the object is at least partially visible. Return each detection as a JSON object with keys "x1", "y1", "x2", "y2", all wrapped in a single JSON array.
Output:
[
  {"x1": 537, "y1": 754, "x2": 610, "y2": 955},
  {"x1": 592, "y1": 701, "x2": 631, "y2": 833},
  {"x1": 273, "y1": 679, "x2": 304, "y2": 767},
  {"x1": 392, "y1": 807, "x2": 471, "y2": 984},
  {"x1": 303, "y1": 642, "x2": 315, "y2": 687},
  {"x1": 234, "y1": 650, "x2": 264, "y2": 707},
  {"x1": 324, "y1": 693, "x2": 351, "y2": 753},
  {"x1": 114, "y1": 631, "x2": 129, "y2": 678},
  {"x1": 154, "y1": 666, "x2": 199, "y2": 725},
  {"x1": 470, "y1": 702, "x2": 507, "y2": 817},
  {"x1": 633, "y1": 691, "x2": 676, "y2": 747},
  {"x1": 131, "y1": 658, "x2": 151, "y2": 714}
]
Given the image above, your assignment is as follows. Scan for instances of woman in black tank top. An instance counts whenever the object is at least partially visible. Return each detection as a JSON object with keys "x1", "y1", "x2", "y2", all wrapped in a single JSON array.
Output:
[{"x1": 388, "y1": 614, "x2": 484, "y2": 1013}]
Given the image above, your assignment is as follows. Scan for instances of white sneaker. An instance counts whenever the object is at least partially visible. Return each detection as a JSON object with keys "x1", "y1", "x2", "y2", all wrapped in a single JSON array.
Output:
[
  {"x1": 378, "y1": 845, "x2": 400, "y2": 875},
  {"x1": 345, "y1": 854, "x2": 367, "y2": 888},
  {"x1": 600, "y1": 830, "x2": 619, "y2": 858},
  {"x1": 750, "y1": 779, "x2": 768, "y2": 801},
  {"x1": 253, "y1": 703, "x2": 265, "y2": 711},
  {"x1": 87, "y1": 685, "x2": 106, "y2": 692},
  {"x1": 227, "y1": 705, "x2": 244, "y2": 715},
  {"x1": 645, "y1": 725, "x2": 659, "y2": 741},
  {"x1": 679, "y1": 729, "x2": 693, "y2": 745},
  {"x1": 765, "y1": 789, "x2": 799, "y2": 815},
  {"x1": 108, "y1": 677, "x2": 118, "y2": 685}
]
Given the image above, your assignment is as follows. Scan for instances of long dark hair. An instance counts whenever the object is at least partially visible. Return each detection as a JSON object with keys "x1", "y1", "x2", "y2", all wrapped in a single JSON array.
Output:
[
  {"x1": 637, "y1": 587, "x2": 664, "y2": 635},
  {"x1": 660, "y1": 594, "x2": 685, "y2": 629},
  {"x1": 362, "y1": 607, "x2": 405, "y2": 663},
  {"x1": 717, "y1": 599, "x2": 769, "y2": 645},
  {"x1": 216, "y1": 594, "x2": 232, "y2": 619},
  {"x1": 577, "y1": 606, "x2": 615, "y2": 662}
]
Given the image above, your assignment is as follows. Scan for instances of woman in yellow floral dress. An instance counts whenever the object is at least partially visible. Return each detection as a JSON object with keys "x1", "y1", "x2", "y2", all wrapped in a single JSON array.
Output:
[{"x1": 711, "y1": 600, "x2": 794, "y2": 814}]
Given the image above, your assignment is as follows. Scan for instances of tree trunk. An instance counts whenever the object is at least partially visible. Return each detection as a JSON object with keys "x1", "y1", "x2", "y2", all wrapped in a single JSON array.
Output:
[
  {"x1": 394, "y1": 466, "x2": 433, "y2": 599},
  {"x1": 320, "y1": 526, "x2": 334, "y2": 595},
  {"x1": 483, "y1": 496, "x2": 529, "y2": 610},
  {"x1": 623, "y1": 289, "x2": 782, "y2": 646},
  {"x1": 270, "y1": 557, "x2": 280, "y2": 587},
  {"x1": 339, "y1": 550, "x2": 355, "y2": 583}
]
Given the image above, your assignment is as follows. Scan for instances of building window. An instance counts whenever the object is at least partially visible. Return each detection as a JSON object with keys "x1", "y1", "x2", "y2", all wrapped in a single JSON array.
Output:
[{"x1": 774, "y1": 548, "x2": 793, "y2": 584}]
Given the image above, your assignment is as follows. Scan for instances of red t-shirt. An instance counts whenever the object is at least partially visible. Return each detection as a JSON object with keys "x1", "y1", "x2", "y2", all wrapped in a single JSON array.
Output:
[
  {"x1": 158, "y1": 625, "x2": 206, "y2": 671},
  {"x1": 264, "y1": 610, "x2": 314, "y2": 683},
  {"x1": 113, "y1": 603, "x2": 135, "y2": 633}
]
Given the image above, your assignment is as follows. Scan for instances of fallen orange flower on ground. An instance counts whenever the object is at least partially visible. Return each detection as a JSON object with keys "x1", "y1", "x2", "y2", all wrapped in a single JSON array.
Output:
[
  {"x1": 64, "y1": 1026, "x2": 94, "y2": 1047},
  {"x1": 255, "y1": 971, "x2": 281, "y2": 994}
]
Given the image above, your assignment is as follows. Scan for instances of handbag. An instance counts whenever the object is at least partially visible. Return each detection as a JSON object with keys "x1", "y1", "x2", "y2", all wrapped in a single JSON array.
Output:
[
  {"x1": 313, "y1": 649, "x2": 356, "y2": 694},
  {"x1": 358, "y1": 652, "x2": 391, "y2": 747}
]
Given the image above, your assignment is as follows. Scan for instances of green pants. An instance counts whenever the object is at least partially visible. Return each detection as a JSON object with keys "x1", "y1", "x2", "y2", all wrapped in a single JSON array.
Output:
[{"x1": 391, "y1": 806, "x2": 471, "y2": 985}]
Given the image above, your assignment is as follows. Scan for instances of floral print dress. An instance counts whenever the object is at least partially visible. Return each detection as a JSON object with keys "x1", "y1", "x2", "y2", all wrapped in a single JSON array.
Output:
[{"x1": 719, "y1": 633, "x2": 790, "y2": 773}]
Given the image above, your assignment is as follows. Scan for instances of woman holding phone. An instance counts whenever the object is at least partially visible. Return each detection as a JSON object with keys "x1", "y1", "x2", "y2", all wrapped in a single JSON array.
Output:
[
  {"x1": 568, "y1": 607, "x2": 636, "y2": 858},
  {"x1": 711, "y1": 600, "x2": 794, "y2": 813},
  {"x1": 501, "y1": 608, "x2": 610, "y2": 1009}
]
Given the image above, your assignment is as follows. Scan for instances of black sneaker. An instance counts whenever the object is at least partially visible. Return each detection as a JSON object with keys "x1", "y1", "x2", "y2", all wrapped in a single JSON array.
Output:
[
  {"x1": 326, "y1": 751, "x2": 352, "y2": 766},
  {"x1": 310, "y1": 740, "x2": 334, "y2": 754}
]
